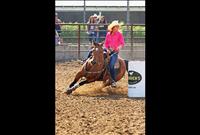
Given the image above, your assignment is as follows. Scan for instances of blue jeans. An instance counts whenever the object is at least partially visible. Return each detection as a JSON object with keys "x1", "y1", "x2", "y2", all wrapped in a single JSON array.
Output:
[{"x1": 109, "y1": 52, "x2": 118, "y2": 82}]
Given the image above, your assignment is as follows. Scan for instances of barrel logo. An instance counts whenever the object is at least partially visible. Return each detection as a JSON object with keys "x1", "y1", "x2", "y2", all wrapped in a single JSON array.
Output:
[{"x1": 128, "y1": 70, "x2": 142, "y2": 85}]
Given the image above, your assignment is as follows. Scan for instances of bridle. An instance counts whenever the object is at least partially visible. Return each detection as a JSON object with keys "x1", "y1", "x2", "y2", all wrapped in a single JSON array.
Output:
[{"x1": 83, "y1": 47, "x2": 106, "y2": 75}]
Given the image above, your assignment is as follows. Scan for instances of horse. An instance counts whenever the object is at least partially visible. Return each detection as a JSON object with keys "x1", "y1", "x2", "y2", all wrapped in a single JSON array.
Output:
[{"x1": 65, "y1": 42, "x2": 128, "y2": 95}]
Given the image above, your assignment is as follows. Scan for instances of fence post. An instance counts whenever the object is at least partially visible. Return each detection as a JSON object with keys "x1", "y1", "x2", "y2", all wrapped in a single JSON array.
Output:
[
  {"x1": 131, "y1": 25, "x2": 134, "y2": 59},
  {"x1": 78, "y1": 24, "x2": 80, "y2": 59}
]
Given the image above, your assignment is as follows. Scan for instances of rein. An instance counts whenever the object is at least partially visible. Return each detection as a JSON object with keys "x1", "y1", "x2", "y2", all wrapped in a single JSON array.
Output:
[
  {"x1": 84, "y1": 62, "x2": 106, "y2": 74},
  {"x1": 83, "y1": 50, "x2": 118, "y2": 75},
  {"x1": 83, "y1": 55, "x2": 106, "y2": 74}
]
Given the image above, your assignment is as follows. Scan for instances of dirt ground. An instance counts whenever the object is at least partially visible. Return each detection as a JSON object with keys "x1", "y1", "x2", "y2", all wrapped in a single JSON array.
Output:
[{"x1": 56, "y1": 61, "x2": 145, "y2": 135}]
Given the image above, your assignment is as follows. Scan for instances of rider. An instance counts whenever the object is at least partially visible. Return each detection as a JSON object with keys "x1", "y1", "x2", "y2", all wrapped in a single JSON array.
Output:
[{"x1": 104, "y1": 20, "x2": 125, "y2": 87}]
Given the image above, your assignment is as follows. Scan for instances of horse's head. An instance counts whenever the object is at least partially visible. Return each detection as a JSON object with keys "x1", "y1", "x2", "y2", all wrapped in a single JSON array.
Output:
[{"x1": 90, "y1": 42, "x2": 104, "y2": 65}]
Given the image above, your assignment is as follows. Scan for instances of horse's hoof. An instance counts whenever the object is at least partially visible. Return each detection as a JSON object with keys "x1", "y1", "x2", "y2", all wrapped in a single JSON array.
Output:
[
  {"x1": 64, "y1": 89, "x2": 72, "y2": 95},
  {"x1": 65, "y1": 90, "x2": 72, "y2": 95}
]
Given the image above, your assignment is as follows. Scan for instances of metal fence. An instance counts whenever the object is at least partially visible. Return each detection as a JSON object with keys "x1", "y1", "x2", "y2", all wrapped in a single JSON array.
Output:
[{"x1": 55, "y1": 23, "x2": 145, "y2": 61}]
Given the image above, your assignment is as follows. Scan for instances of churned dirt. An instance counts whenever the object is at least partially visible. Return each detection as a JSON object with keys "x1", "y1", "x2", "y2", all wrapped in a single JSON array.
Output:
[{"x1": 56, "y1": 61, "x2": 145, "y2": 135}]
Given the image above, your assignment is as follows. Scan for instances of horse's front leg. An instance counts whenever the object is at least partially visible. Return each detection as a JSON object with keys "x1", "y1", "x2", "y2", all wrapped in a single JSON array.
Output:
[{"x1": 65, "y1": 71, "x2": 83, "y2": 95}]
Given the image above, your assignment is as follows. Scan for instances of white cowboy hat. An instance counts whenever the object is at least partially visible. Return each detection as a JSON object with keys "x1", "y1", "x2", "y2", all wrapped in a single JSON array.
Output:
[{"x1": 108, "y1": 20, "x2": 120, "y2": 31}]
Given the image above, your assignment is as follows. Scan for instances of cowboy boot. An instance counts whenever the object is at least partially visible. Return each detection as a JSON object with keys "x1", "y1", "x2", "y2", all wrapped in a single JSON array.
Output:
[{"x1": 111, "y1": 80, "x2": 117, "y2": 87}]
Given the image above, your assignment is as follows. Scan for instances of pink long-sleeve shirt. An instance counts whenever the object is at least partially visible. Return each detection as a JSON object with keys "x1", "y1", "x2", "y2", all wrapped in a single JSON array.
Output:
[{"x1": 104, "y1": 31, "x2": 125, "y2": 52}]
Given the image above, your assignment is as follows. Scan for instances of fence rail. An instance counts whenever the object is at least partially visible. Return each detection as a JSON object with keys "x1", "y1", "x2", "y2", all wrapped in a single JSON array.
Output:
[{"x1": 55, "y1": 23, "x2": 145, "y2": 61}]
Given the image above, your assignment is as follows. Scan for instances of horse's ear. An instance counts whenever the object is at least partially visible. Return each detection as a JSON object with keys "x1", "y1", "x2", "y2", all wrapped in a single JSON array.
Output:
[
  {"x1": 90, "y1": 44, "x2": 95, "y2": 49},
  {"x1": 93, "y1": 41, "x2": 98, "y2": 46}
]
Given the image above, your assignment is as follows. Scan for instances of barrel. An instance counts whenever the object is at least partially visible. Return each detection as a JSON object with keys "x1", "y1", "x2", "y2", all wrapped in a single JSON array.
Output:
[{"x1": 128, "y1": 61, "x2": 145, "y2": 97}]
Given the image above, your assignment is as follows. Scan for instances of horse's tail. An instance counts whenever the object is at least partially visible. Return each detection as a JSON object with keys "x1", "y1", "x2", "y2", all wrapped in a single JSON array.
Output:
[{"x1": 124, "y1": 59, "x2": 128, "y2": 72}]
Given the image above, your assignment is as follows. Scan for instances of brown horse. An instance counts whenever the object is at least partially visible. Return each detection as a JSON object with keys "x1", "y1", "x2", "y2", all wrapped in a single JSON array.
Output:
[{"x1": 65, "y1": 42, "x2": 127, "y2": 95}]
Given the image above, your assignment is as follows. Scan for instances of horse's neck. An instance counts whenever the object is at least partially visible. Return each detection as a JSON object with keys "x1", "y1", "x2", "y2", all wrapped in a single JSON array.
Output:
[{"x1": 88, "y1": 56, "x2": 104, "y2": 69}]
